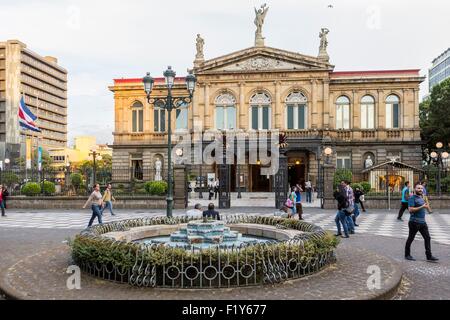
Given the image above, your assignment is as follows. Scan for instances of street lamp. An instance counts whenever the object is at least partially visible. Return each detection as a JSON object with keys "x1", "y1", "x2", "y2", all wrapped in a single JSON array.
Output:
[
  {"x1": 143, "y1": 67, "x2": 196, "y2": 217},
  {"x1": 89, "y1": 150, "x2": 102, "y2": 187},
  {"x1": 320, "y1": 147, "x2": 333, "y2": 209},
  {"x1": 430, "y1": 142, "x2": 449, "y2": 196}
]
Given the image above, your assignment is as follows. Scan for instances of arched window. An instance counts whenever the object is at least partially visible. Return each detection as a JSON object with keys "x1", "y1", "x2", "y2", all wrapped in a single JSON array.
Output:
[
  {"x1": 361, "y1": 95, "x2": 375, "y2": 129},
  {"x1": 215, "y1": 93, "x2": 236, "y2": 130},
  {"x1": 386, "y1": 95, "x2": 400, "y2": 129},
  {"x1": 175, "y1": 101, "x2": 188, "y2": 131},
  {"x1": 154, "y1": 101, "x2": 166, "y2": 132},
  {"x1": 336, "y1": 96, "x2": 350, "y2": 129},
  {"x1": 131, "y1": 101, "x2": 143, "y2": 133},
  {"x1": 250, "y1": 92, "x2": 271, "y2": 130},
  {"x1": 286, "y1": 92, "x2": 308, "y2": 130}
]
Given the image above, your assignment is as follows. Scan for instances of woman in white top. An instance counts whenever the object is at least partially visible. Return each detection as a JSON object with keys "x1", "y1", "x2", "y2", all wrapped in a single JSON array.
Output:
[{"x1": 83, "y1": 183, "x2": 104, "y2": 227}]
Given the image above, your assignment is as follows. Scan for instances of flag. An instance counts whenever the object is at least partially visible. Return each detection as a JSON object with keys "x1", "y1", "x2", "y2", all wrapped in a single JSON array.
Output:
[{"x1": 18, "y1": 96, "x2": 41, "y2": 132}]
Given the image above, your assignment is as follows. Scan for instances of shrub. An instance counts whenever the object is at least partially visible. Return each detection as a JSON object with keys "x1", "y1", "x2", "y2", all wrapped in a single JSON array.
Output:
[
  {"x1": 359, "y1": 181, "x2": 372, "y2": 193},
  {"x1": 333, "y1": 169, "x2": 353, "y2": 188},
  {"x1": 350, "y1": 183, "x2": 362, "y2": 191},
  {"x1": 144, "y1": 181, "x2": 168, "y2": 195},
  {"x1": 42, "y1": 181, "x2": 56, "y2": 195},
  {"x1": 21, "y1": 182, "x2": 41, "y2": 196},
  {"x1": 2, "y1": 172, "x2": 20, "y2": 188}
]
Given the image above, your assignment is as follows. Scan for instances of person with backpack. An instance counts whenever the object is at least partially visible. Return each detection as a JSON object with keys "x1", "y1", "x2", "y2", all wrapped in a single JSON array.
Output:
[
  {"x1": 398, "y1": 181, "x2": 410, "y2": 221},
  {"x1": 334, "y1": 186, "x2": 350, "y2": 238}
]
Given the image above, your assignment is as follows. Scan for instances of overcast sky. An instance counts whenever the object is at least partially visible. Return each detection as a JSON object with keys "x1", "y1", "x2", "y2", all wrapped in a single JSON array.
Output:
[{"x1": 1, "y1": 0, "x2": 448, "y2": 145}]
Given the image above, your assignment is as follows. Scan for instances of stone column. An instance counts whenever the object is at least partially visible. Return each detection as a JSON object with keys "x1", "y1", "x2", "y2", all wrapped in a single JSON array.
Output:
[
  {"x1": 204, "y1": 83, "x2": 211, "y2": 129},
  {"x1": 323, "y1": 164, "x2": 336, "y2": 209},
  {"x1": 239, "y1": 82, "x2": 246, "y2": 129},
  {"x1": 323, "y1": 80, "x2": 330, "y2": 128},
  {"x1": 275, "y1": 81, "x2": 282, "y2": 129},
  {"x1": 310, "y1": 79, "x2": 317, "y2": 129},
  {"x1": 377, "y1": 90, "x2": 385, "y2": 129},
  {"x1": 352, "y1": 90, "x2": 360, "y2": 130},
  {"x1": 173, "y1": 164, "x2": 187, "y2": 209}
]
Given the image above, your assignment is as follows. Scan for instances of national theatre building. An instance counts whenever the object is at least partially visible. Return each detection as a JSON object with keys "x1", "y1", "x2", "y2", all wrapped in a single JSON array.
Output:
[{"x1": 109, "y1": 7, "x2": 424, "y2": 195}]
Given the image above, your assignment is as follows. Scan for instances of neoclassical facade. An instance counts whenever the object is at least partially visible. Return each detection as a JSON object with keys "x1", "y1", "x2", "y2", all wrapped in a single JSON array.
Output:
[{"x1": 109, "y1": 37, "x2": 424, "y2": 192}]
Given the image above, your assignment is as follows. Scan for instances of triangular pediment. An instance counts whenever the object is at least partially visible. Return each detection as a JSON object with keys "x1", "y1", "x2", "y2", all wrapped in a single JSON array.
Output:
[{"x1": 195, "y1": 46, "x2": 334, "y2": 74}]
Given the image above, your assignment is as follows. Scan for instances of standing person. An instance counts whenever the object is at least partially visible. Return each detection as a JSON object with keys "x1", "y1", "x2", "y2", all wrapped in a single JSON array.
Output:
[
  {"x1": 341, "y1": 181, "x2": 355, "y2": 234},
  {"x1": 0, "y1": 185, "x2": 6, "y2": 217},
  {"x1": 214, "y1": 178, "x2": 220, "y2": 200},
  {"x1": 397, "y1": 181, "x2": 410, "y2": 221},
  {"x1": 421, "y1": 181, "x2": 432, "y2": 213},
  {"x1": 404, "y1": 183, "x2": 439, "y2": 262},
  {"x1": 2, "y1": 186, "x2": 9, "y2": 210},
  {"x1": 334, "y1": 187, "x2": 350, "y2": 238},
  {"x1": 203, "y1": 203, "x2": 221, "y2": 220},
  {"x1": 353, "y1": 187, "x2": 364, "y2": 226},
  {"x1": 305, "y1": 179, "x2": 312, "y2": 203},
  {"x1": 208, "y1": 180, "x2": 214, "y2": 200},
  {"x1": 83, "y1": 183, "x2": 104, "y2": 227},
  {"x1": 101, "y1": 183, "x2": 116, "y2": 216},
  {"x1": 288, "y1": 186, "x2": 297, "y2": 218},
  {"x1": 295, "y1": 184, "x2": 304, "y2": 220}
]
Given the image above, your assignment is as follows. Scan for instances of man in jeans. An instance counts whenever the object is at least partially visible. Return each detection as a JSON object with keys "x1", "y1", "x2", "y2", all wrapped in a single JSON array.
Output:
[
  {"x1": 305, "y1": 180, "x2": 312, "y2": 203},
  {"x1": 405, "y1": 183, "x2": 439, "y2": 262},
  {"x1": 334, "y1": 189, "x2": 350, "y2": 238},
  {"x1": 101, "y1": 183, "x2": 116, "y2": 216},
  {"x1": 397, "y1": 181, "x2": 410, "y2": 221},
  {"x1": 341, "y1": 181, "x2": 355, "y2": 234}
]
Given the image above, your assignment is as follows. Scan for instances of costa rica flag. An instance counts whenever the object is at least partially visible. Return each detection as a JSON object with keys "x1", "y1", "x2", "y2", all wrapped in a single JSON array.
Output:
[{"x1": 18, "y1": 96, "x2": 41, "y2": 132}]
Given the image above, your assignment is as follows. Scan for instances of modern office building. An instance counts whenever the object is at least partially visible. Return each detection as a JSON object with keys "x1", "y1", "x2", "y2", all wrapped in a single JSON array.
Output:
[
  {"x1": 429, "y1": 48, "x2": 450, "y2": 90},
  {"x1": 0, "y1": 39, "x2": 68, "y2": 163}
]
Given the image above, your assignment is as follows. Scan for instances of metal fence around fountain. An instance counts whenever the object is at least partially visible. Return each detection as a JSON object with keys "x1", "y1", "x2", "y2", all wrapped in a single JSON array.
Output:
[{"x1": 73, "y1": 215, "x2": 337, "y2": 289}]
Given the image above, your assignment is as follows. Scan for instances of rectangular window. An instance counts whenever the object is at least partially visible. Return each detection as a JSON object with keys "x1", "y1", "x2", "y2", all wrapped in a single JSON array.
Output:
[
  {"x1": 132, "y1": 110, "x2": 137, "y2": 132},
  {"x1": 226, "y1": 107, "x2": 236, "y2": 129},
  {"x1": 298, "y1": 105, "x2": 305, "y2": 129},
  {"x1": 336, "y1": 152, "x2": 352, "y2": 169},
  {"x1": 138, "y1": 109, "x2": 143, "y2": 132},
  {"x1": 287, "y1": 105, "x2": 294, "y2": 129},
  {"x1": 176, "y1": 108, "x2": 188, "y2": 130},
  {"x1": 361, "y1": 104, "x2": 374, "y2": 129},
  {"x1": 252, "y1": 107, "x2": 258, "y2": 130},
  {"x1": 386, "y1": 103, "x2": 399, "y2": 129},
  {"x1": 262, "y1": 107, "x2": 269, "y2": 129},
  {"x1": 336, "y1": 105, "x2": 350, "y2": 129},
  {"x1": 154, "y1": 109, "x2": 165, "y2": 132},
  {"x1": 393, "y1": 103, "x2": 399, "y2": 128},
  {"x1": 216, "y1": 106, "x2": 224, "y2": 130},
  {"x1": 160, "y1": 109, "x2": 165, "y2": 132},
  {"x1": 154, "y1": 109, "x2": 159, "y2": 132}
]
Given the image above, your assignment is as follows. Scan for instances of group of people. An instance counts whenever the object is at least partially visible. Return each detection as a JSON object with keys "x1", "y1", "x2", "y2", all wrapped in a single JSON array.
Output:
[
  {"x1": 0, "y1": 185, "x2": 9, "y2": 217},
  {"x1": 186, "y1": 203, "x2": 221, "y2": 220},
  {"x1": 83, "y1": 183, "x2": 116, "y2": 227},
  {"x1": 333, "y1": 180, "x2": 365, "y2": 238},
  {"x1": 398, "y1": 181, "x2": 439, "y2": 262}
]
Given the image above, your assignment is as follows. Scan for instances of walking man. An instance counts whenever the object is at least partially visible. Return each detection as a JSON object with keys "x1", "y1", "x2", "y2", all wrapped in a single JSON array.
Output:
[
  {"x1": 404, "y1": 183, "x2": 439, "y2": 262},
  {"x1": 398, "y1": 181, "x2": 410, "y2": 221},
  {"x1": 0, "y1": 185, "x2": 6, "y2": 217},
  {"x1": 334, "y1": 187, "x2": 350, "y2": 238},
  {"x1": 83, "y1": 183, "x2": 103, "y2": 227},
  {"x1": 101, "y1": 183, "x2": 116, "y2": 216},
  {"x1": 341, "y1": 181, "x2": 355, "y2": 234}
]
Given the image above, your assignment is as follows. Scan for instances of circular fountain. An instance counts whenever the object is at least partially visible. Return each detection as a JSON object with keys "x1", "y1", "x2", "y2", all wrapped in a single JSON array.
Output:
[{"x1": 136, "y1": 219, "x2": 271, "y2": 249}]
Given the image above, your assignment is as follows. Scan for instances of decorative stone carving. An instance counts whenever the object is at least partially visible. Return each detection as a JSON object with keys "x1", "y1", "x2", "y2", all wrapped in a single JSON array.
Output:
[
  {"x1": 254, "y1": 4, "x2": 269, "y2": 46},
  {"x1": 286, "y1": 92, "x2": 307, "y2": 104},
  {"x1": 220, "y1": 57, "x2": 305, "y2": 72},
  {"x1": 250, "y1": 92, "x2": 271, "y2": 104},
  {"x1": 155, "y1": 158, "x2": 162, "y2": 181},
  {"x1": 215, "y1": 93, "x2": 236, "y2": 106},
  {"x1": 195, "y1": 34, "x2": 204, "y2": 59}
]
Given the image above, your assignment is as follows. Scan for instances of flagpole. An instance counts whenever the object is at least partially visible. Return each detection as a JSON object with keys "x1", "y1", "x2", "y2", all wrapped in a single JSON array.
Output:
[{"x1": 36, "y1": 95, "x2": 40, "y2": 184}]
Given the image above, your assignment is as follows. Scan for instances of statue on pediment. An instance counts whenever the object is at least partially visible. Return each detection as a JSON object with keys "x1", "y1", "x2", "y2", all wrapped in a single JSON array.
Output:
[
  {"x1": 254, "y1": 4, "x2": 269, "y2": 46},
  {"x1": 195, "y1": 34, "x2": 204, "y2": 60},
  {"x1": 318, "y1": 28, "x2": 330, "y2": 62}
]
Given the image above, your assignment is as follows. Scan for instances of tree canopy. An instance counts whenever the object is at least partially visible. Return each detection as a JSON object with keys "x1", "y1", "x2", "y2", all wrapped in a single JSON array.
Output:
[{"x1": 420, "y1": 78, "x2": 450, "y2": 162}]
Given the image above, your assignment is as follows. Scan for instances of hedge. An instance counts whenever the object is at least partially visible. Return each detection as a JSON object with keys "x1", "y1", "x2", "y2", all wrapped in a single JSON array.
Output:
[{"x1": 21, "y1": 182, "x2": 41, "y2": 196}]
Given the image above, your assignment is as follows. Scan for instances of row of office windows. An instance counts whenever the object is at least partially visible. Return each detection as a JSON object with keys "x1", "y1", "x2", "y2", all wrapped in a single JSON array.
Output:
[{"x1": 130, "y1": 92, "x2": 402, "y2": 133}]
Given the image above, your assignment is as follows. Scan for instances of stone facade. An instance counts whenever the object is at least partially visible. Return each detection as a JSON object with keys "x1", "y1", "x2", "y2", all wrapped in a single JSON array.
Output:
[{"x1": 109, "y1": 35, "x2": 424, "y2": 193}]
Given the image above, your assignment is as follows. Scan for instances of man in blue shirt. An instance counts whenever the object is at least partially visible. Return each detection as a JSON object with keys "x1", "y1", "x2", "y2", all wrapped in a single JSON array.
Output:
[
  {"x1": 404, "y1": 183, "x2": 439, "y2": 262},
  {"x1": 397, "y1": 181, "x2": 410, "y2": 221}
]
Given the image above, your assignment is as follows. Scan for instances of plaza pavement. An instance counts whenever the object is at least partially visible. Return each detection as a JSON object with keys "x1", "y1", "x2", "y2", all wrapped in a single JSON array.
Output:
[{"x1": 0, "y1": 206, "x2": 449, "y2": 299}]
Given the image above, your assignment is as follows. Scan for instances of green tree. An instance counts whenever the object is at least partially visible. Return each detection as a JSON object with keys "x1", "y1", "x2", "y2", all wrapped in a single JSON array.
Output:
[
  {"x1": 17, "y1": 148, "x2": 54, "y2": 171},
  {"x1": 333, "y1": 169, "x2": 353, "y2": 189},
  {"x1": 420, "y1": 78, "x2": 450, "y2": 163}
]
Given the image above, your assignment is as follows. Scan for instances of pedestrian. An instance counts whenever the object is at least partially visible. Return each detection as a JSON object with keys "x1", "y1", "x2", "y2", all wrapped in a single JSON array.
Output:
[
  {"x1": 334, "y1": 187, "x2": 350, "y2": 238},
  {"x1": 397, "y1": 181, "x2": 410, "y2": 221},
  {"x1": 0, "y1": 185, "x2": 6, "y2": 217},
  {"x1": 288, "y1": 186, "x2": 297, "y2": 218},
  {"x1": 208, "y1": 181, "x2": 214, "y2": 200},
  {"x1": 305, "y1": 179, "x2": 312, "y2": 203},
  {"x1": 341, "y1": 181, "x2": 355, "y2": 234},
  {"x1": 295, "y1": 184, "x2": 304, "y2": 220},
  {"x1": 421, "y1": 181, "x2": 432, "y2": 213},
  {"x1": 353, "y1": 186, "x2": 364, "y2": 226},
  {"x1": 214, "y1": 178, "x2": 220, "y2": 200},
  {"x1": 83, "y1": 183, "x2": 104, "y2": 227},
  {"x1": 101, "y1": 183, "x2": 116, "y2": 216},
  {"x1": 404, "y1": 182, "x2": 439, "y2": 262},
  {"x1": 1, "y1": 186, "x2": 9, "y2": 210},
  {"x1": 359, "y1": 189, "x2": 367, "y2": 212},
  {"x1": 203, "y1": 203, "x2": 220, "y2": 220}
]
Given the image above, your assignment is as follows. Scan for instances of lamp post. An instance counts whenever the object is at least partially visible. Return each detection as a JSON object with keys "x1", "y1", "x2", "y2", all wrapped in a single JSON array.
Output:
[
  {"x1": 320, "y1": 147, "x2": 333, "y2": 209},
  {"x1": 143, "y1": 67, "x2": 196, "y2": 218},
  {"x1": 89, "y1": 150, "x2": 102, "y2": 187},
  {"x1": 430, "y1": 142, "x2": 449, "y2": 197}
]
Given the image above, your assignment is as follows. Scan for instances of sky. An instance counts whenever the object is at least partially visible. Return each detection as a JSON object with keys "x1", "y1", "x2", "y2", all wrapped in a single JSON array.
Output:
[{"x1": 1, "y1": 0, "x2": 449, "y2": 145}]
